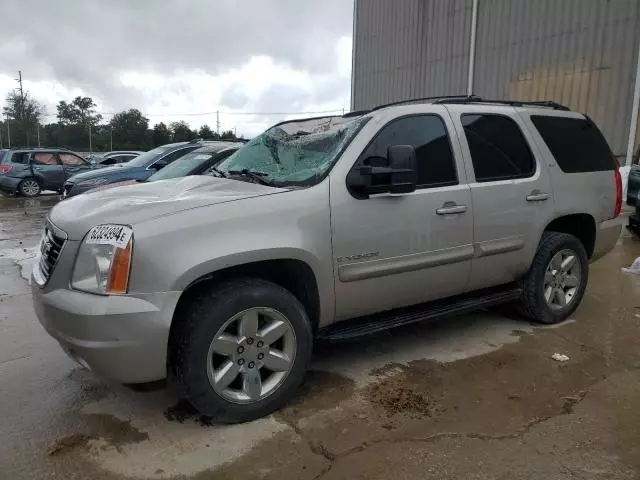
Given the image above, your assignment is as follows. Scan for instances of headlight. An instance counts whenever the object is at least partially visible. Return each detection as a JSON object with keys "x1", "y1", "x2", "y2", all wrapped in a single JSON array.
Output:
[
  {"x1": 78, "y1": 177, "x2": 109, "y2": 186},
  {"x1": 71, "y1": 224, "x2": 133, "y2": 294}
]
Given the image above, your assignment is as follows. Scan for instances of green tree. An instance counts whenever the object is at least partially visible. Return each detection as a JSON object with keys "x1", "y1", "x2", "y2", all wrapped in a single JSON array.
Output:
[
  {"x1": 198, "y1": 124, "x2": 217, "y2": 140},
  {"x1": 170, "y1": 121, "x2": 196, "y2": 142},
  {"x1": 56, "y1": 96, "x2": 102, "y2": 127},
  {"x1": 110, "y1": 109, "x2": 150, "y2": 150},
  {"x1": 152, "y1": 122, "x2": 171, "y2": 146},
  {"x1": 219, "y1": 129, "x2": 237, "y2": 141},
  {"x1": 2, "y1": 91, "x2": 46, "y2": 147}
]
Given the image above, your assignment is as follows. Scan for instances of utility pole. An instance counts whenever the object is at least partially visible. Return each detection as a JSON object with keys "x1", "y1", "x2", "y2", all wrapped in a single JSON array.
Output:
[
  {"x1": 6, "y1": 115, "x2": 10, "y2": 147},
  {"x1": 16, "y1": 70, "x2": 24, "y2": 119},
  {"x1": 37, "y1": 121, "x2": 40, "y2": 147},
  {"x1": 110, "y1": 125, "x2": 113, "y2": 151},
  {"x1": 216, "y1": 110, "x2": 220, "y2": 135},
  {"x1": 88, "y1": 124, "x2": 92, "y2": 153}
]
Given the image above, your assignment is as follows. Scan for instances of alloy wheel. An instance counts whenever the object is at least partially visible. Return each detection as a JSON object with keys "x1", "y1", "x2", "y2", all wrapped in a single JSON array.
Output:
[
  {"x1": 543, "y1": 248, "x2": 581, "y2": 310},
  {"x1": 206, "y1": 307, "x2": 297, "y2": 404},
  {"x1": 21, "y1": 180, "x2": 40, "y2": 196}
]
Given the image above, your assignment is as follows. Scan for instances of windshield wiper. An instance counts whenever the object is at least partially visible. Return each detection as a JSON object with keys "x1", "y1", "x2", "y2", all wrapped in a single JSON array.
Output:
[
  {"x1": 210, "y1": 166, "x2": 227, "y2": 178},
  {"x1": 228, "y1": 169, "x2": 272, "y2": 186}
]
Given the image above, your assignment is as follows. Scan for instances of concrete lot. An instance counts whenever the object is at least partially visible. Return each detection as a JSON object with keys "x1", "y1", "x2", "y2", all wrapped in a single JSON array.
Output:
[{"x1": 1, "y1": 195, "x2": 639, "y2": 480}]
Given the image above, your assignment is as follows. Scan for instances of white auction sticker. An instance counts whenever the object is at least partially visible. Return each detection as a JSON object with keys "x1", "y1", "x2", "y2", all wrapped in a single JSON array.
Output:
[{"x1": 86, "y1": 225, "x2": 133, "y2": 248}]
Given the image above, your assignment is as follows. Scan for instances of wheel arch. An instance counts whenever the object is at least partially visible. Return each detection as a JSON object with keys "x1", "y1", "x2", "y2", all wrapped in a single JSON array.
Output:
[
  {"x1": 543, "y1": 213, "x2": 596, "y2": 258},
  {"x1": 167, "y1": 258, "x2": 321, "y2": 370}
]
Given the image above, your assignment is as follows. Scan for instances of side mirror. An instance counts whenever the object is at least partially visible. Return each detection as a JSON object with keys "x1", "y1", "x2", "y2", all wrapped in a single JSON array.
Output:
[
  {"x1": 347, "y1": 145, "x2": 417, "y2": 197},
  {"x1": 151, "y1": 159, "x2": 167, "y2": 170}
]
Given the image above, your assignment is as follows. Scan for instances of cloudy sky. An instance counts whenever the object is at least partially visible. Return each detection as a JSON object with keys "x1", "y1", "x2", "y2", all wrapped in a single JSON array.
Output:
[{"x1": 0, "y1": 0, "x2": 354, "y2": 136}]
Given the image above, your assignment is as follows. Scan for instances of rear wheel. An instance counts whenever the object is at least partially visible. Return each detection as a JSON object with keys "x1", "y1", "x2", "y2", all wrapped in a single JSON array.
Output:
[
  {"x1": 172, "y1": 279, "x2": 313, "y2": 423},
  {"x1": 18, "y1": 178, "x2": 41, "y2": 197},
  {"x1": 519, "y1": 232, "x2": 588, "y2": 324}
]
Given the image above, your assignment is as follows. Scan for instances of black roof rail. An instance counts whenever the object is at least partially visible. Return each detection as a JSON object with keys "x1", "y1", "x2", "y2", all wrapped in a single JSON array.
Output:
[
  {"x1": 188, "y1": 138, "x2": 204, "y2": 144},
  {"x1": 372, "y1": 94, "x2": 472, "y2": 111},
  {"x1": 433, "y1": 96, "x2": 570, "y2": 111}
]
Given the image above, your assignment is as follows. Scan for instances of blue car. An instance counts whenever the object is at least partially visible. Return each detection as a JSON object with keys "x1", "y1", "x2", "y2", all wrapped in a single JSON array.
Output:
[{"x1": 63, "y1": 140, "x2": 239, "y2": 197}]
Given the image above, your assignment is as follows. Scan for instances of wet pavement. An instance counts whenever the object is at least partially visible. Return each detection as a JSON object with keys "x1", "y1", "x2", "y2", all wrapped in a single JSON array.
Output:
[{"x1": 1, "y1": 195, "x2": 639, "y2": 479}]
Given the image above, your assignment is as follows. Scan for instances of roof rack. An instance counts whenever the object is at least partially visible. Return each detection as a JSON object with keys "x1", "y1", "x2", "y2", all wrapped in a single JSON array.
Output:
[
  {"x1": 432, "y1": 96, "x2": 570, "y2": 111},
  {"x1": 372, "y1": 95, "x2": 471, "y2": 111}
]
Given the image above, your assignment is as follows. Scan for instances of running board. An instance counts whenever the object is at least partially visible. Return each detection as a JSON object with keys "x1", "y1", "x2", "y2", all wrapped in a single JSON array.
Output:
[{"x1": 318, "y1": 286, "x2": 522, "y2": 342}]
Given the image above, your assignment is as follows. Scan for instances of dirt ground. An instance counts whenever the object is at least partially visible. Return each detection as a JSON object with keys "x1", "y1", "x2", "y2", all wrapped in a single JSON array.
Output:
[{"x1": 1, "y1": 195, "x2": 639, "y2": 480}]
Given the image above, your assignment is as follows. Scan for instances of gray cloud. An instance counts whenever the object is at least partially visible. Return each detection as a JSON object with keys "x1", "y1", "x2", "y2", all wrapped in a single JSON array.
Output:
[{"x1": 0, "y1": 0, "x2": 353, "y2": 115}]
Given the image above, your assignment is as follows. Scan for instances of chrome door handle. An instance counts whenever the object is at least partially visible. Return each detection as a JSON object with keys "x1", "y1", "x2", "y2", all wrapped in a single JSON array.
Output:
[
  {"x1": 526, "y1": 192, "x2": 550, "y2": 202},
  {"x1": 436, "y1": 204, "x2": 467, "y2": 215}
]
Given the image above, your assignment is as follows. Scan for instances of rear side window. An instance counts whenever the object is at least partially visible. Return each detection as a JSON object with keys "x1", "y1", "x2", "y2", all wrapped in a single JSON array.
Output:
[
  {"x1": 59, "y1": 153, "x2": 86, "y2": 166},
  {"x1": 462, "y1": 114, "x2": 536, "y2": 182},
  {"x1": 32, "y1": 153, "x2": 58, "y2": 165},
  {"x1": 530, "y1": 116, "x2": 615, "y2": 173}
]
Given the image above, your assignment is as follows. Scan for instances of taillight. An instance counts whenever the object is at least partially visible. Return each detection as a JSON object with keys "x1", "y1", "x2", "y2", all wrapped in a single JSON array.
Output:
[
  {"x1": 0, "y1": 165, "x2": 12, "y2": 175},
  {"x1": 614, "y1": 169, "x2": 622, "y2": 218}
]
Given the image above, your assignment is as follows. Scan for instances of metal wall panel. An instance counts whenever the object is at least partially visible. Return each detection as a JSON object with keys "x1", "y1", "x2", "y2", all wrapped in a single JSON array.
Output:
[
  {"x1": 352, "y1": 0, "x2": 473, "y2": 111},
  {"x1": 474, "y1": 0, "x2": 640, "y2": 155},
  {"x1": 352, "y1": 0, "x2": 640, "y2": 154}
]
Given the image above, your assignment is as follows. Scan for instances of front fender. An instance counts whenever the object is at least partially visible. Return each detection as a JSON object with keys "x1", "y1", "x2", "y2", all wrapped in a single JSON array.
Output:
[{"x1": 130, "y1": 183, "x2": 335, "y2": 326}]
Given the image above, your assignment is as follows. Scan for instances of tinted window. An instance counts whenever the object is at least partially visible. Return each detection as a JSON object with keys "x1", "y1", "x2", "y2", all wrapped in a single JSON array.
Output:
[
  {"x1": 32, "y1": 153, "x2": 58, "y2": 165},
  {"x1": 531, "y1": 116, "x2": 615, "y2": 173},
  {"x1": 360, "y1": 115, "x2": 457, "y2": 187},
  {"x1": 59, "y1": 153, "x2": 86, "y2": 166},
  {"x1": 127, "y1": 146, "x2": 171, "y2": 167},
  {"x1": 10, "y1": 152, "x2": 29, "y2": 164},
  {"x1": 462, "y1": 114, "x2": 535, "y2": 182},
  {"x1": 153, "y1": 146, "x2": 198, "y2": 168},
  {"x1": 148, "y1": 152, "x2": 214, "y2": 181}
]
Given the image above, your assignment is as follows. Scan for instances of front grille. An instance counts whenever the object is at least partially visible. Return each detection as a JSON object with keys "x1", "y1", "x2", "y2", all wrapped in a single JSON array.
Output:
[{"x1": 37, "y1": 225, "x2": 66, "y2": 284}]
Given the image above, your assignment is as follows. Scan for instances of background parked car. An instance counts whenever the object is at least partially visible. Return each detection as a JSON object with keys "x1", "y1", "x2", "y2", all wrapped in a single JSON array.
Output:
[
  {"x1": 0, "y1": 148, "x2": 98, "y2": 197},
  {"x1": 63, "y1": 139, "x2": 243, "y2": 197},
  {"x1": 87, "y1": 143, "x2": 242, "y2": 195},
  {"x1": 145, "y1": 143, "x2": 240, "y2": 181},
  {"x1": 87, "y1": 151, "x2": 144, "y2": 166}
]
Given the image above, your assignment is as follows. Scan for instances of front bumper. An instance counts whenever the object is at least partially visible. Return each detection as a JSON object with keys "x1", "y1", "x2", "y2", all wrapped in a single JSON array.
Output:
[
  {"x1": 0, "y1": 175, "x2": 22, "y2": 193},
  {"x1": 31, "y1": 233, "x2": 181, "y2": 384}
]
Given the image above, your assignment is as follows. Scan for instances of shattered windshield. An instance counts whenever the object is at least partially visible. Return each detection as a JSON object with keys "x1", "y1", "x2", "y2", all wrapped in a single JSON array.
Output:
[{"x1": 216, "y1": 115, "x2": 369, "y2": 186}]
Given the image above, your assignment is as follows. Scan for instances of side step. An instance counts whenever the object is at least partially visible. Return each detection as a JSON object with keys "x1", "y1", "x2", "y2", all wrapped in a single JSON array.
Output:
[{"x1": 318, "y1": 286, "x2": 522, "y2": 342}]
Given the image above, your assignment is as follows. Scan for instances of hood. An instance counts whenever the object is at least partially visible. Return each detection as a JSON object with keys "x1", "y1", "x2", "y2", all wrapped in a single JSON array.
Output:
[
  {"x1": 50, "y1": 175, "x2": 290, "y2": 239},
  {"x1": 69, "y1": 164, "x2": 141, "y2": 182}
]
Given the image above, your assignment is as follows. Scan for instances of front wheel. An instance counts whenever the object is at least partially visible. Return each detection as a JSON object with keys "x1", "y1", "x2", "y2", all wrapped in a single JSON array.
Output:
[
  {"x1": 172, "y1": 279, "x2": 313, "y2": 423},
  {"x1": 519, "y1": 232, "x2": 589, "y2": 324},
  {"x1": 18, "y1": 178, "x2": 41, "y2": 197}
]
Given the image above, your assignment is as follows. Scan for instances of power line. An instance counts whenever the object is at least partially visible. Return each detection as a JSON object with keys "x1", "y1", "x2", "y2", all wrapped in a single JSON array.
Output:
[{"x1": 41, "y1": 108, "x2": 345, "y2": 118}]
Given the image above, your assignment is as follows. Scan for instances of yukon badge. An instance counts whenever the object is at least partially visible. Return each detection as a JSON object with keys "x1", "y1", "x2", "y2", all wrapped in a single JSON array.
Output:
[{"x1": 336, "y1": 251, "x2": 380, "y2": 263}]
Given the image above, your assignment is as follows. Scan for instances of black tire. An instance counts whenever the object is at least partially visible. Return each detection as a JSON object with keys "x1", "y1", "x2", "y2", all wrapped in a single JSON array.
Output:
[
  {"x1": 18, "y1": 178, "x2": 41, "y2": 197},
  {"x1": 172, "y1": 278, "x2": 313, "y2": 423},
  {"x1": 519, "y1": 232, "x2": 588, "y2": 324}
]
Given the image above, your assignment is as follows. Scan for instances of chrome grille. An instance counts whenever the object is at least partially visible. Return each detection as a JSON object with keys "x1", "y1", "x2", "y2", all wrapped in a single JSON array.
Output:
[{"x1": 37, "y1": 225, "x2": 66, "y2": 284}]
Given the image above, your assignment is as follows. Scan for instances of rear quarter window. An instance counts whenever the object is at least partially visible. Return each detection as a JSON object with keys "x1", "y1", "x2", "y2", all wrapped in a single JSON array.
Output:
[
  {"x1": 9, "y1": 152, "x2": 30, "y2": 164},
  {"x1": 530, "y1": 116, "x2": 615, "y2": 173}
]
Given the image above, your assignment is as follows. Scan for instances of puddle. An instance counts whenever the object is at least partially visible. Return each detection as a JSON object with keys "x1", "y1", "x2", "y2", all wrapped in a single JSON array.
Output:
[
  {"x1": 164, "y1": 399, "x2": 218, "y2": 427},
  {"x1": 47, "y1": 414, "x2": 148, "y2": 456},
  {"x1": 280, "y1": 370, "x2": 355, "y2": 418}
]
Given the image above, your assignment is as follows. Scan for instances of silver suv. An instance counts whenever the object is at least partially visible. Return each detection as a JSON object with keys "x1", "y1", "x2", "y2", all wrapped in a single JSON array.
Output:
[{"x1": 32, "y1": 97, "x2": 622, "y2": 423}]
